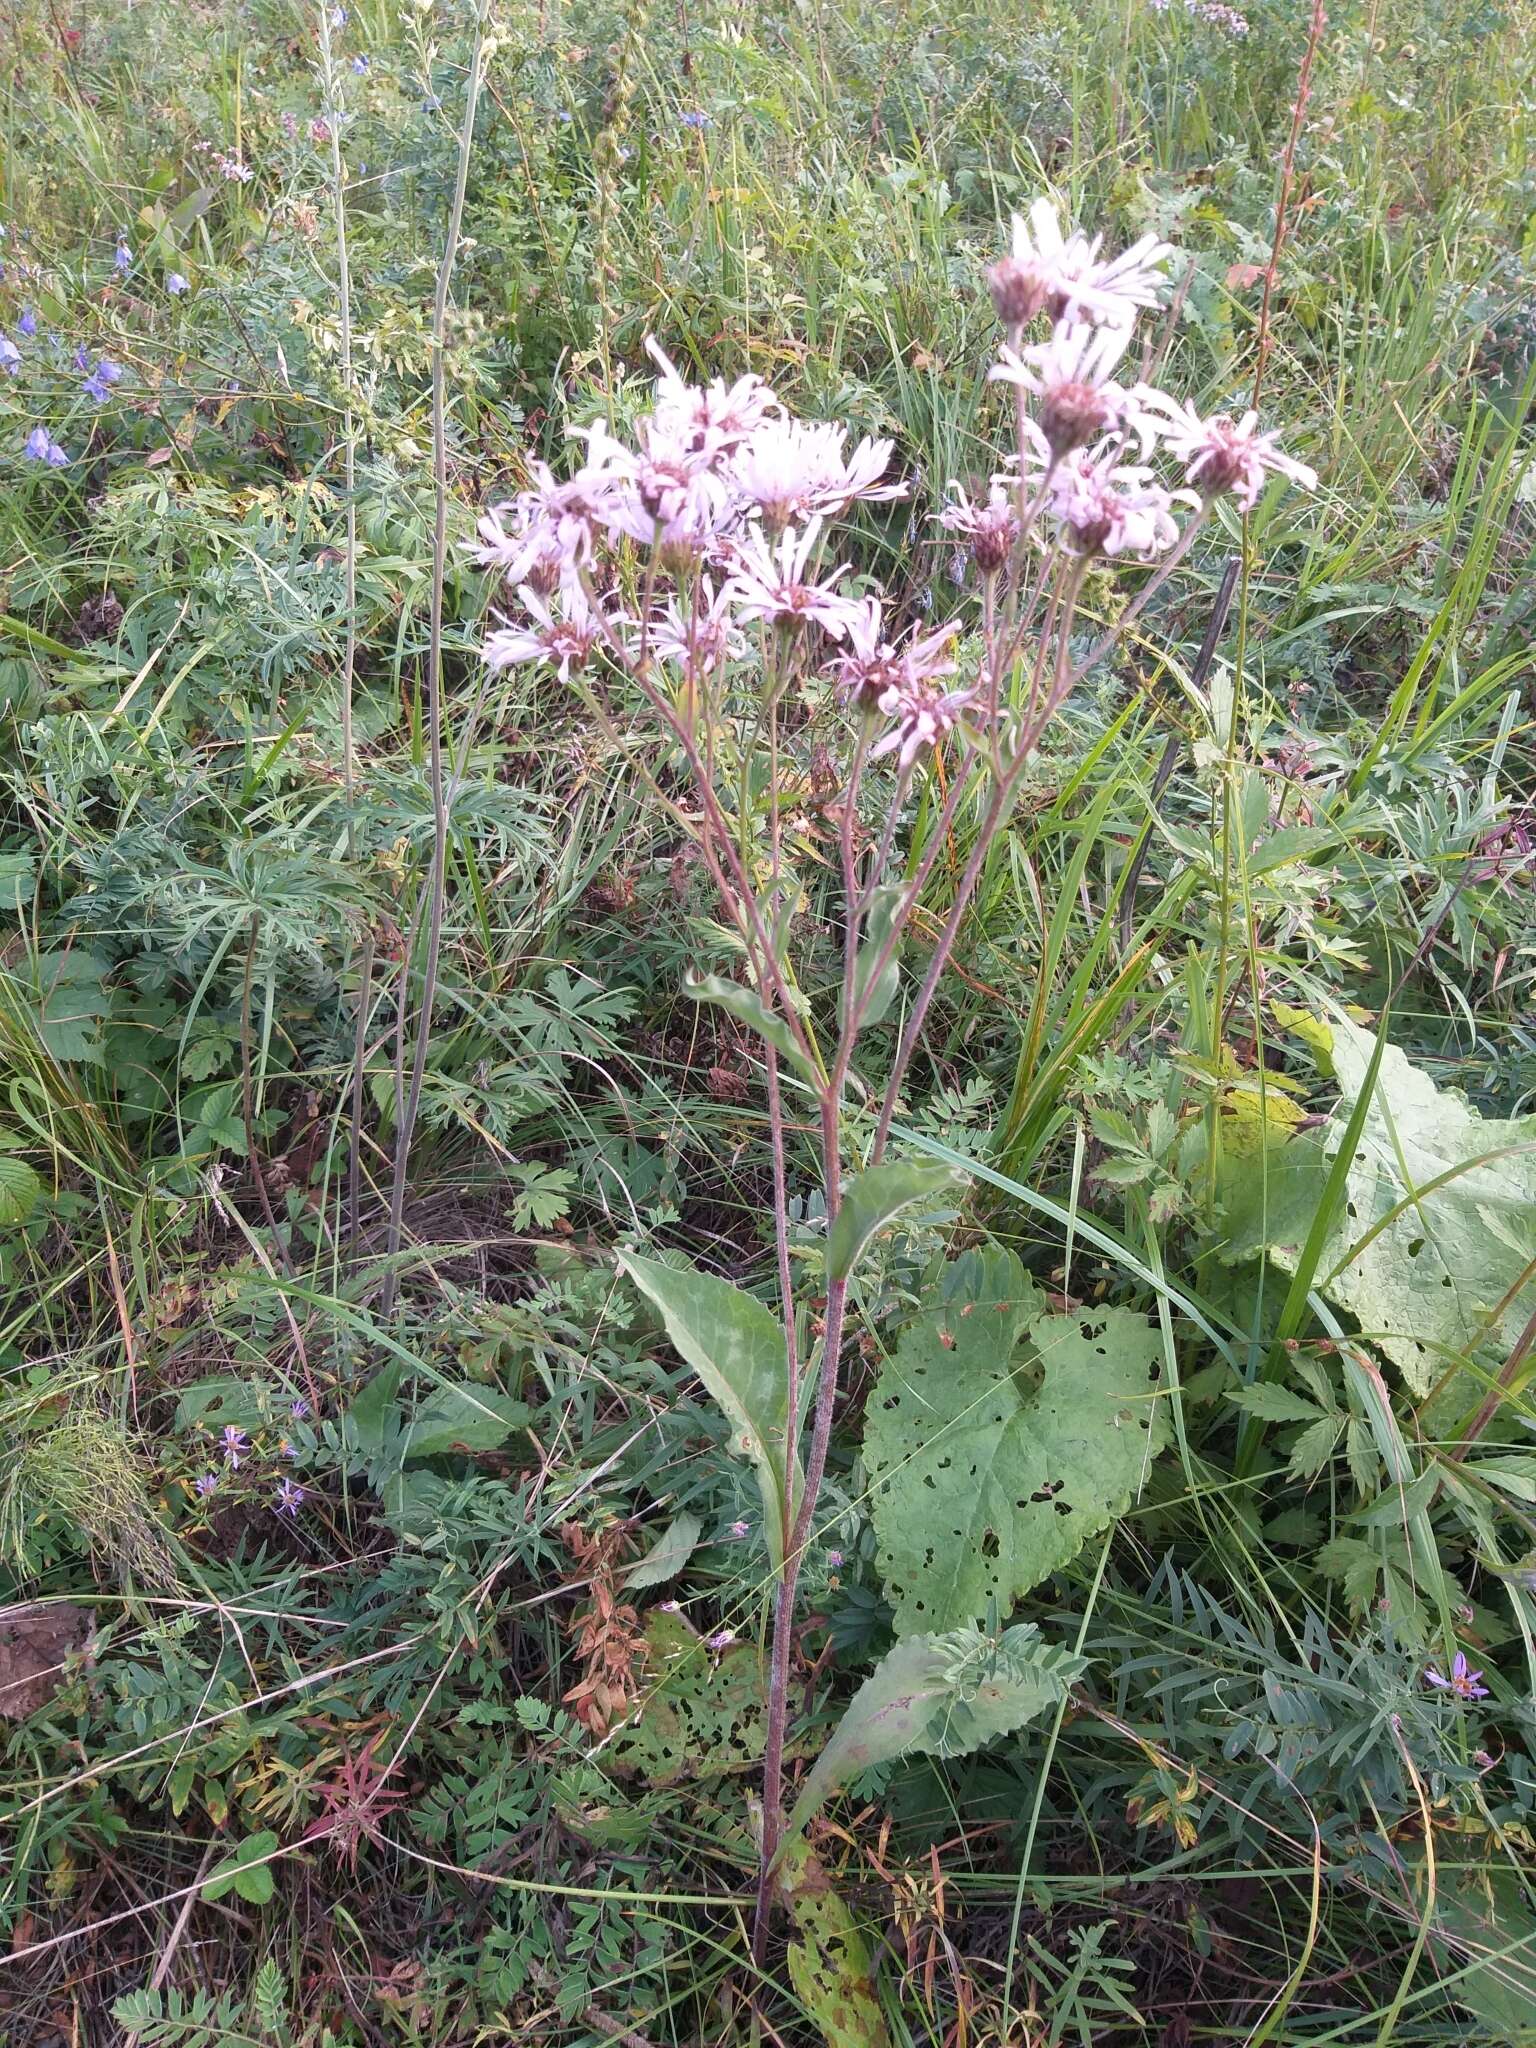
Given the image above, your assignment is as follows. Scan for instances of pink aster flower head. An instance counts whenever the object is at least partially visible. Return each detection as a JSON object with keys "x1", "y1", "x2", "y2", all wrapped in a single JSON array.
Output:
[
  {"x1": 1140, "y1": 394, "x2": 1316, "y2": 510},
  {"x1": 1425, "y1": 1651, "x2": 1489, "y2": 1701},
  {"x1": 722, "y1": 518, "x2": 864, "y2": 638},
  {"x1": 705, "y1": 1629, "x2": 737, "y2": 1652},
  {"x1": 727, "y1": 417, "x2": 904, "y2": 531},
  {"x1": 194, "y1": 1472, "x2": 219, "y2": 1498},
  {"x1": 220, "y1": 1425, "x2": 248, "y2": 1468},
  {"x1": 871, "y1": 672, "x2": 980, "y2": 775},
  {"x1": 584, "y1": 423, "x2": 733, "y2": 560},
  {"x1": 471, "y1": 457, "x2": 614, "y2": 589},
  {"x1": 728, "y1": 1520, "x2": 750, "y2": 1539},
  {"x1": 936, "y1": 478, "x2": 1022, "y2": 576},
  {"x1": 482, "y1": 583, "x2": 607, "y2": 683},
  {"x1": 992, "y1": 323, "x2": 1155, "y2": 459},
  {"x1": 834, "y1": 601, "x2": 960, "y2": 717},
  {"x1": 1048, "y1": 445, "x2": 1184, "y2": 559},
  {"x1": 988, "y1": 198, "x2": 1171, "y2": 333},
  {"x1": 274, "y1": 1478, "x2": 305, "y2": 1517},
  {"x1": 644, "y1": 337, "x2": 780, "y2": 461},
  {"x1": 648, "y1": 579, "x2": 744, "y2": 674}
]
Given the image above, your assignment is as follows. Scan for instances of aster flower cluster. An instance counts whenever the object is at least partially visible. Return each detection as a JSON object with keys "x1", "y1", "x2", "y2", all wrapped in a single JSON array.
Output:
[
  {"x1": 475, "y1": 200, "x2": 1314, "y2": 784},
  {"x1": 190, "y1": 1396, "x2": 314, "y2": 1520}
]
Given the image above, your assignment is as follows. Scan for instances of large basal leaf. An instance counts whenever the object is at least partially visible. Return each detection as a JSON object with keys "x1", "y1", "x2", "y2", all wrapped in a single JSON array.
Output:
[
  {"x1": 1221, "y1": 1014, "x2": 1536, "y2": 1396},
  {"x1": 619, "y1": 1251, "x2": 798, "y2": 1568},
  {"x1": 862, "y1": 1249, "x2": 1169, "y2": 1633},
  {"x1": 784, "y1": 1622, "x2": 1084, "y2": 1841},
  {"x1": 778, "y1": 1838, "x2": 892, "y2": 2048}
]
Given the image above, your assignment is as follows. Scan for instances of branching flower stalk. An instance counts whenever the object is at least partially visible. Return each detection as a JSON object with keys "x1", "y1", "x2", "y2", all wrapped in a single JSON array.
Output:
[{"x1": 470, "y1": 199, "x2": 1315, "y2": 1948}]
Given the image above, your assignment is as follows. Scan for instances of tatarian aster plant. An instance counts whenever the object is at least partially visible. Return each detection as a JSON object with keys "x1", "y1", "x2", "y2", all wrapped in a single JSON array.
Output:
[{"x1": 469, "y1": 194, "x2": 1316, "y2": 1955}]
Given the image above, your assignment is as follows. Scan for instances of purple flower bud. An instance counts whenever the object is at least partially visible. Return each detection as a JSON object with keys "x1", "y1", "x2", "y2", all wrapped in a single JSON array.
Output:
[
  {"x1": 114, "y1": 241, "x2": 132, "y2": 274},
  {"x1": 351, "y1": 54, "x2": 368, "y2": 73},
  {"x1": 73, "y1": 344, "x2": 90, "y2": 372},
  {"x1": 0, "y1": 334, "x2": 19, "y2": 374},
  {"x1": 728, "y1": 1519, "x2": 749, "y2": 1539},
  {"x1": 45, "y1": 439, "x2": 68, "y2": 467},
  {"x1": 18, "y1": 308, "x2": 36, "y2": 337},
  {"x1": 167, "y1": 272, "x2": 189, "y2": 295},
  {"x1": 23, "y1": 425, "x2": 50, "y2": 460},
  {"x1": 680, "y1": 110, "x2": 710, "y2": 130},
  {"x1": 705, "y1": 1629, "x2": 736, "y2": 1653}
]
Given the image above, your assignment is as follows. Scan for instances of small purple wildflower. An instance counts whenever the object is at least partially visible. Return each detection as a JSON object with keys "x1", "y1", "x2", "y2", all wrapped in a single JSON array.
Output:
[
  {"x1": 351, "y1": 54, "x2": 368, "y2": 73},
  {"x1": 22, "y1": 426, "x2": 67, "y2": 465},
  {"x1": 194, "y1": 1472, "x2": 219, "y2": 1498},
  {"x1": 82, "y1": 359, "x2": 122, "y2": 404},
  {"x1": 114, "y1": 239, "x2": 132, "y2": 275},
  {"x1": 290, "y1": 1397, "x2": 311, "y2": 1419},
  {"x1": 277, "y1": 1438, "x2": 298, "y2": 1460},
  {"x1": 18, "y1": 308, "x2": 36, "y2": 337},
  {"x1": 728, "y1": 1519, "x2": 749, "y2": 1539},
  {"x1": 1425, "y1": 1651, "x2": 1489, "y2": 1701},
  {"x1": 0, "y1": 333, "x2": 19, "y2": 374},
  {"x1": 221, "y1": 1424, "x2": 248, "y2": 1468},
  {"x1": 330, "y1": 5, "x2": 348, "y2": 24},
  {"x1": 658, "y1": 1599, "x2": 681, "y2": 1613},
  {"x1": 167, "y1": 272, "x2": 189, "y2": 295},
  {"x1": 74, "y1": 343, "x2": 90, "y2": 372},
  {"x1": 826, "y1": 1549, "x2": 844, "y2": 1569},
  {"x1": 274, "y1": 1478, "x2": 305, "y2": 1516},
  {"x1": 680, "y1": 110, "x2": 710, "y2": 130}
]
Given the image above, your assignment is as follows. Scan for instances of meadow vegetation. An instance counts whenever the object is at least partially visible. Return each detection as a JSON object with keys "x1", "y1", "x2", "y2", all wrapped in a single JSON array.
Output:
[{"x1": 1, "y1": 0, "x2": 1535, "y2": 2041}]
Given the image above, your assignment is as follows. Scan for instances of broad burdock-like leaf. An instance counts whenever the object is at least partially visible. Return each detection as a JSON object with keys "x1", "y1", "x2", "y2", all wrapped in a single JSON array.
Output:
[
  {"x1": 863, "y1": 1249, "x2": 1169, "y2": 1633},
  {"x1": 784, "y1": 1621, "x2": 1085, "y2": 1840},
  {"x1": 1222, "y1": 1013, "x2": 1536, "y2": 1395},
  {"x1": 620, "y1": 1251, "x2": 798, "y2": 1568}
]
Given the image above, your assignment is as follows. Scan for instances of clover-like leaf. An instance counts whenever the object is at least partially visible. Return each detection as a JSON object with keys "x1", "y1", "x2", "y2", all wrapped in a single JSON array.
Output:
[{"x1": 862, "y1": 1248, "x2": 1169, "y2": 1632}]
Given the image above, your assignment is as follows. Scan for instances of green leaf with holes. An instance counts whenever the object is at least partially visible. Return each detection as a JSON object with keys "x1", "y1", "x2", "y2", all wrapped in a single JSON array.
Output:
[
  {"x1": 862, "y1": 1249, "x2": 1169, "y2": 1633},
  {"x1": 619, "y1": 1251, "x2": 798, "y2": 1569},
  {"x1": 779, "y1": 1838, "x2": 891, "y2": 2048},
  {"x1": 606, "y1": 1611, "x2": 811, "y2": 1785}
]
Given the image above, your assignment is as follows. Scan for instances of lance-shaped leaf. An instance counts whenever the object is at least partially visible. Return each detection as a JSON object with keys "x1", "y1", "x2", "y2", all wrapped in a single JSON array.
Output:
[
  {"x1": 845, "y1": 880, "x2": 905, "y2": 1031},
  {"x1": 826, "y1": 1161, "x2": 966, "y2": 1283},
  {"x1": 620, "y1": 1251, "x2": 798, "y2": 1568},
  {"x1": 684, "y1": 973, "x2": 822, "y2": 1085},
  {"x1": 784, "y1": 1622, "x2": 1084, "y2": 1841},
  {"x1": 862, "y1": 1249, "x2": 1169, "y2": 1633}
]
